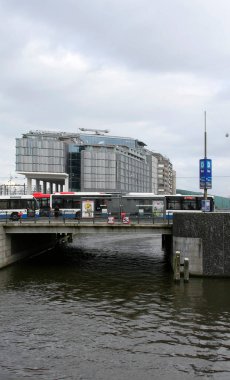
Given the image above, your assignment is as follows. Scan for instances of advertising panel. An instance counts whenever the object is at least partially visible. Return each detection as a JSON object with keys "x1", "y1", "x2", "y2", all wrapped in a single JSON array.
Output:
[
  {"x1": 153, "y1": 200, "x2": 164, "y2": 217},
  {"x1": 82, "y1": 200, "x2": 94, "y2": 218},
  {"x1": 200, "y1": 159, "x2": 212, "y2": 189}
]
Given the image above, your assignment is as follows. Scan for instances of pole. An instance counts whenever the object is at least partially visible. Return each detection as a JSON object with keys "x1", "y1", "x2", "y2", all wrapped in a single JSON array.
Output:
[{"x1": 204, "y1": 111, "x2": 207, "y2": 200}]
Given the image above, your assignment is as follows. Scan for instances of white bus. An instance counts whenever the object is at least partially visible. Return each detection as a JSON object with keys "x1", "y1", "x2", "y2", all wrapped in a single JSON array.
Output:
[
  {"x1": 50, "y1": 192, "x2": 113, "y2": 218},
  {"x1": 0, "y1": 195, "x2": 40, "y2": 221},
  {"x1": 122, "y1": 193, "x2": 215, "y2": 219}
]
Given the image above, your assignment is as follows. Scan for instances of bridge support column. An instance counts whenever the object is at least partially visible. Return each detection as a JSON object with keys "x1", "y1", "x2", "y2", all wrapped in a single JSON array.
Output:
[
  {"x1": 63, "y1": 176, "x2": 69, "y2": 191},
  {"x1": 0, "y1": 226, "x2": 12, "y2": 269},
  {"x1": 27, "y1": 177, "x2": 32, "y2": 195},
  {"x1": 0, "y1": 227, "x2": 57, "y2": 269},
  {"x1": 43, "y1": 181, "x2": 47, "y2": 194},
  {"x1": 35, "y1": 179, "x2": 40, "y2": 192}
]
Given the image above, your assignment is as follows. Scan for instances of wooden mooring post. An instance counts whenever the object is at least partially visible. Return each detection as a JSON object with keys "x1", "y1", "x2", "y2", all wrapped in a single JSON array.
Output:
[
  {"x1": 184, "y1": 258, "x2": 189, "y2": 282},
  {"x1": 173, "y1": 252, "x2": 190, "y2": 283},
  {"x1": 173, "y1": 251, "x2": 181, "y2": 282}
]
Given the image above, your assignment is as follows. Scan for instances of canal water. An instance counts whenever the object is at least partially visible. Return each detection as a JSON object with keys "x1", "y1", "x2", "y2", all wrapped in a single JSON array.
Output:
[{"x1": 0, "y1": 234, "x2": 230, "y2": 380}]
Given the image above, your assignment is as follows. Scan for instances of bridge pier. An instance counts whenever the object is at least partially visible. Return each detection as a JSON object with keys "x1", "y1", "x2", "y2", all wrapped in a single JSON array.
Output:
[
  {"x1": 0, "y1": 226, "x2": 57, "y2": 269},
  {"x1": 0, "y1": 227, "x2": 11, "y2": 268},
  {"x1": 173, "y1": 213, "x2": 230, "y2": 277}
]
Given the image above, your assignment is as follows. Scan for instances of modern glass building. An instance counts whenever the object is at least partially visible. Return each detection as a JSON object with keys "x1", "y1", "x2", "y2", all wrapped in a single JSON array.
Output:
[{"x1": 15, "y1": 130, "x2": 174, "y2": 194}]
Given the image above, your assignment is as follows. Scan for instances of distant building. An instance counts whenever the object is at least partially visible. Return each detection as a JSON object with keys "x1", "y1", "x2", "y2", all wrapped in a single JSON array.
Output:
[
  {"x1": 172, "y1": 170, "x2": 177, "y2": 194},
  {"x1": 151, "y1": 153, "x2": 174, "y2": 194},
  {"x1": 15, "y1": 130, "x2": 175, "y2": 194}
]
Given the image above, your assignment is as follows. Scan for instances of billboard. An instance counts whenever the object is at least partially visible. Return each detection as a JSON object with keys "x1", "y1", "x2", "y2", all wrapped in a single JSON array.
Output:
[
  {"x1": 200, "y1": 159, "x2": 212, "y2": 189},
  {"x1": 82, "y1": 200, "x2": 94, "y2": 218},
  {"x1": 153, "y1": 200, "x2": 164, "y2": 217}
]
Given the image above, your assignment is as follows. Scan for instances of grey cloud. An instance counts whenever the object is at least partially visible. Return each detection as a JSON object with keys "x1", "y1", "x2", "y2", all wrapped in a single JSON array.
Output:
[
  {"x1": 1, "y1": 0, "x2": 230, "y2": 195},
  {"x1": 2, "y1": 0, "x2": 230, "y2": 75}
]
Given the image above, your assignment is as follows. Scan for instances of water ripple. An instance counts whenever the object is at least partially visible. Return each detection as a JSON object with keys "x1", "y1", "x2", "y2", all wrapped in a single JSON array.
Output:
[{"x1": 1, "y1": 234, "x2": 230, "y2": 379}]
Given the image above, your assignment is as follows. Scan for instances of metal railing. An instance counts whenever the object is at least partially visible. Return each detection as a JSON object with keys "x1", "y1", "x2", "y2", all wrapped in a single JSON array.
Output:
[{"x1": 0, "y1": 211, "x2": 173, "y2": 225}]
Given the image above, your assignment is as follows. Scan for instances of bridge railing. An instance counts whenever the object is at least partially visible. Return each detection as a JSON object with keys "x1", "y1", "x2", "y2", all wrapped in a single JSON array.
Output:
[{"x1": 0, "y1": 211, "x2": 173, "y2": 225}]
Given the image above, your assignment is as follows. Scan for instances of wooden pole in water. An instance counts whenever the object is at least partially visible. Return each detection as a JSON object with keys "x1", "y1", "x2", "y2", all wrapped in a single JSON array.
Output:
[
  {"x1": 173, "y1": 251, "x2": 181, "y2": 281},
  {"x1": 184, "y1": 258, "x2": 189, "y2": 282}
]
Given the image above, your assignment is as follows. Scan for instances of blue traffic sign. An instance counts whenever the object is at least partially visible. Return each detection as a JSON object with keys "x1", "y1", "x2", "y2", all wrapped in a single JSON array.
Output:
[{"x1": 200, "y1": 158, "x2": 212, "y2": 189}]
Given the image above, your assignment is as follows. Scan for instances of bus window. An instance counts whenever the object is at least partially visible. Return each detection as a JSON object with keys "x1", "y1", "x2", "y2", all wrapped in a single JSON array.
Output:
[
  {"x1": 182, "y1": 200, "x2": 196, "y2": 210},
  {"x1": 73, "y1": 199, "x2": 81, "y2": 209},
  {"x1": 0, "y1": 200, "x2": 8, "y2": 209},
  {"x1": 138, "y1": 199, "x2": 152, "y2": 214},
  {"x1": 167, "y1": 200, "x2": 181, "y2": 210}
]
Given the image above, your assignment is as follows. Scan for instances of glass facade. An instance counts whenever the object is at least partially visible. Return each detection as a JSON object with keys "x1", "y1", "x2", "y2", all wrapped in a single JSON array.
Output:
[
  {"x1": 15, "y1": 131, "x2": 174, "y2": 194},
  {"x1": 16, "y1": 138, "x2": 66, "y2": 173},
  {"x1": 68, "y1": 146, "x2": 83, "y2": 191},
  {"x1": 117, "y1": 151, "x2": 150, "y2": 192},
  {"x1": 78, "y1": 134, "x2": 139, "y2": 149},
  {"x1": 81, "y1": 147, "x2": 117, "y2": 191},
  {"x1": 67, "y1": 144, "x2": 151, "y2": 192}
]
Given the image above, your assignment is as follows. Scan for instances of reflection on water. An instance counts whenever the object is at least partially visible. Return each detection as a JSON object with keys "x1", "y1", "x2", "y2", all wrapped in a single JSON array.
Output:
[{"x1": 0, "y1": 233, "x2": 230, "y2": 380}]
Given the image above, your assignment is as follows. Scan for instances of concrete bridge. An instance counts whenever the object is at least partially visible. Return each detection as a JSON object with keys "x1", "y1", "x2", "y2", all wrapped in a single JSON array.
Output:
[
  {"x1": 2, "y1": 212, "x2": 230, "y2": 278},
  {"x1": 0, "y1": 220, "x2": 172, "y2": 269}
]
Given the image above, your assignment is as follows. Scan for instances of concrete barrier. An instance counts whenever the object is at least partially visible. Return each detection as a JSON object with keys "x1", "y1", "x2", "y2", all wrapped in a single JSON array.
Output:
[{"x1": 173, "y1": 212, "x2": 230, "y2": 277}]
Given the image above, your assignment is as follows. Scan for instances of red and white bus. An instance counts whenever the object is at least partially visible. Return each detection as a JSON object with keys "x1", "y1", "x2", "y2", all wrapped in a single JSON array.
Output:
[{"x1": 33, "y1": 192, "x2": 51, "y2": 216}]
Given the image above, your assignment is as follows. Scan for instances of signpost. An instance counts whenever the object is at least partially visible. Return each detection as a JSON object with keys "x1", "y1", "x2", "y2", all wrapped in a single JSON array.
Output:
[
  {"x1": 199, "y1": 111, "x2": 212, "y2": 205},
  {"x1": 199, "y1": 158, "x2": 212, "y2": 189}
]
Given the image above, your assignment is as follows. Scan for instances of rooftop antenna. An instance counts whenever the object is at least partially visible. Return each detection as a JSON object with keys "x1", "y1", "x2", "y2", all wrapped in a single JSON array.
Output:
[{"x1": 79, "y1": 128, "x2": 109, "y2": 135}]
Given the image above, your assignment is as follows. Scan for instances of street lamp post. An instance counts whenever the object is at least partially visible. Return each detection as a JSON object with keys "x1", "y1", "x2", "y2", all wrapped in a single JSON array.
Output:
[
  {"x1": 204, "y1": 111, "x2": 207, "y2": 200},
  {"x1": 199, "y1": 111, "x2": 212, "y2": 211}
]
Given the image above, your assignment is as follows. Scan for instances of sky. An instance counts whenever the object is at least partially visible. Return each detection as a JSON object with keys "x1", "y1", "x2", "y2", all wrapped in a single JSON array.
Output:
[{"x1": 1, "y1": 0, "x2": 230, "y2": 196}]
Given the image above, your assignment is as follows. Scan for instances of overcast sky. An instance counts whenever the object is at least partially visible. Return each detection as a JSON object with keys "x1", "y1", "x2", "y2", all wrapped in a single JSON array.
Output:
[{"x1": 1, "y1": 0, "x2": 230, "y2": 196}]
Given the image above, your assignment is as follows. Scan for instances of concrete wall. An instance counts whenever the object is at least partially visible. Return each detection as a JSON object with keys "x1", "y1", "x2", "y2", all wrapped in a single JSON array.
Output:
[
  {"x1": 173, "y1": 237, "x2": 203, "y2": 275},
  {"x1": 173, "y1": 213, "x2": 230, "y2": 277},
  {"x1": 0, "y1": 226, "x2": 57, "y2": 269}
]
